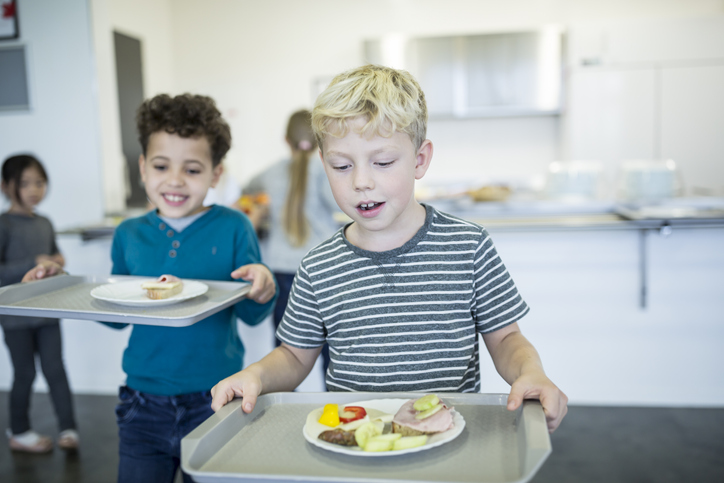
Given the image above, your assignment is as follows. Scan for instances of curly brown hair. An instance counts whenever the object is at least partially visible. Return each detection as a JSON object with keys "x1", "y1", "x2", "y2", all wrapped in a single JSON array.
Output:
[{"x1": 136, "y1": 93, "x2": 231, "y2": 166}]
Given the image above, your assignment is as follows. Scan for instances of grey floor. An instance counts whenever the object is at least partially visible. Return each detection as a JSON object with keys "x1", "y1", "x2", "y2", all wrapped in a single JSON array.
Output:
[{"x1": 0, "y1": 392, "x2": 723, "y2": 483}]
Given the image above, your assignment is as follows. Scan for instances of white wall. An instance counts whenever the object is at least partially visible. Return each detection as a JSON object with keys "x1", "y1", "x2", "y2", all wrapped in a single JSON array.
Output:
[
  {"x1": 90, "y1": 0, "x2": 176, "y2": 213},
  {"x1": 164, "y1": 0, "x2": 724, "y2": 193},
  {"x1": 0, "y1": 0, "x2": 104, "y2": 230},
  {"x1": 4, "y1": 0, "x2": 724, "y2": 401}
]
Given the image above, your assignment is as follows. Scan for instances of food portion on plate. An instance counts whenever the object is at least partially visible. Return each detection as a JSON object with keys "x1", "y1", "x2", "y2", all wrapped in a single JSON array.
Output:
[
  {"x1": 312, "y1": 395, "x2": 456, "y2": 453},
  {"x1": 141, "y1": 275, "x2": 184, "y2": 300},
  {"x1": 90, "y1": 278, "x2": 210, "y2": 307}
]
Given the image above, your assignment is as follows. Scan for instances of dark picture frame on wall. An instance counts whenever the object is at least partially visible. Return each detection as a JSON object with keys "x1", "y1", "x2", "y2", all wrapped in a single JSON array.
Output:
[{"x1": 0, "y1": 1, "x2": 19, "y2": 41}]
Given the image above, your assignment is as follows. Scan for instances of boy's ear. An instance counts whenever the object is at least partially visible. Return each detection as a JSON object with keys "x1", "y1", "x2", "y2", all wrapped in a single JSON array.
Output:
[
  {"x1": 414, "y1": 139, "x2": 433, "y2": 180},
  {"x1": 210, "y1": 163, "x2": 224, "y2": 188},
  {"x1": 138, "y1": 154, "x2": 147, "y2": 183}
]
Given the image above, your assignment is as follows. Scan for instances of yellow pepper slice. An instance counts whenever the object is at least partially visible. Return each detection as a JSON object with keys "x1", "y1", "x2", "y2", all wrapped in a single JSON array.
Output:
[{"x1": 318, "y1": 403, "x2": 340, "y2": 427}]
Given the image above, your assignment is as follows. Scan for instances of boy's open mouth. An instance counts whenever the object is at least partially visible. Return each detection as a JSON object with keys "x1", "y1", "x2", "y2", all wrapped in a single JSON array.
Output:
[
  {"x1": 358, "y1": 202, "x2": 383, "y2": 211},
  {"x1": 163, "y1": 193, "x2": 188, "y2": 204}
]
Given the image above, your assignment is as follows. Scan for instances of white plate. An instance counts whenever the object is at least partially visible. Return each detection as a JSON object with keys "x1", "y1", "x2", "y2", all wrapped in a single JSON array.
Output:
[
  {"x1": 90, "y1": 280, "x2": 209, "y2": 307},
  {"x1": 303, "y1": 398, "x2": 465, "y2": 457}
]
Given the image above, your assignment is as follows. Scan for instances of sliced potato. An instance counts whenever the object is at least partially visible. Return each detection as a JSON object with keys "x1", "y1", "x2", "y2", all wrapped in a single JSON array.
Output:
[
  {"x1": 354, "y1": 421, "x2": 382, "y2": 449},
  {"x1": 393, "y1": 435, "x2": 428, "y2": 451},
  {"x1": 363, "y1": 438, "x2": 393, "y2": 452},
  {"x1": 369, "y1": 433, "x2": 402, "y2": 442}
]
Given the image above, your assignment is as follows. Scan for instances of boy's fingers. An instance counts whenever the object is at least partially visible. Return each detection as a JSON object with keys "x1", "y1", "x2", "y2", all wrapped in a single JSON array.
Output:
[
  {"x1": 210, "y1": 386, "x2": 230, "y2": 412},
  {"x1": 506, "y1": 385, "x2": 526, "y2": 411},
  {"x1": 210, "y1": 383, "x2": 242, "y2": 412},
  {"x1": 231, "y1": 266, "x2": 248, "y2": 280},
  {"x1": 22, "y1": 265, "x2": 44, "y2": 282},
  {"x1": 241, "y1": 393, "x2": 258, "y2": 414},
  {"x1": 253, "y1": 282, "x2": 275, "y2": 304},
  {"x1": 540, "y1": 389, "x2": 568, "y2": 433}
]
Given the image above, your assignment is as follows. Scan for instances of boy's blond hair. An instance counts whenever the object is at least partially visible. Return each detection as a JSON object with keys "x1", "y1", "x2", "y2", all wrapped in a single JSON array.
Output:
[{"x1": 312, "y1": 64, "x2": 428, "y2": 152}]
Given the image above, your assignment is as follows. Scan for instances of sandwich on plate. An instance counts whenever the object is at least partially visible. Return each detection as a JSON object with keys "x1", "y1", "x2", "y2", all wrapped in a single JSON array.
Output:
[{"x1": 141, "y1": 274, "x2": 183, "y2": 299}]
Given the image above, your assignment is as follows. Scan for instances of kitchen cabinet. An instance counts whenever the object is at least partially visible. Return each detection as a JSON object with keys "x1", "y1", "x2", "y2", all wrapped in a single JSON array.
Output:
[
  {"x1": 365, "y1": 28, "x2": 563, "y2": 118},
  {"x1": 661, "y1": 64, "x2": 724, "y2": 196},
  {"x1": 476, "y1": 222, "x2": 724, "y2": 406},
  {"x1": 563, "y1": 17, "x2": 724, "y2": 197},
  {"x1": 564, "y1": 67, "x2": 656, "y2": 164}
]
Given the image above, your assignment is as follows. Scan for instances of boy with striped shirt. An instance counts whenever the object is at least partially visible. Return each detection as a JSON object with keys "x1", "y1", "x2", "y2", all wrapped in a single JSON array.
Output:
[{"x1": 212, "y1": 65, "x2": 567, "y2": 432}]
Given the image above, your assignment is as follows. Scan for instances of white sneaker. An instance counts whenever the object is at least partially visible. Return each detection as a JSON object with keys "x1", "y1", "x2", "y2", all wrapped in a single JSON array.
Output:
[
  {"x1": 7, "y1": 429, "x2": 53, "y2": 453},
  {"x1": 57, "y1": 429, "x2": 79, "y2": 450}
]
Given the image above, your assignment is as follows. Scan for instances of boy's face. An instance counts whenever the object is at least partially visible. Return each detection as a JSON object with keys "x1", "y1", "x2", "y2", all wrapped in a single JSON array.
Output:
[
  {"x1": 139, "y1": 131, "x2": 222, "y2": 218},
  {"x1": 321, "y1": 117, "x2": 432, "y2": 247}
]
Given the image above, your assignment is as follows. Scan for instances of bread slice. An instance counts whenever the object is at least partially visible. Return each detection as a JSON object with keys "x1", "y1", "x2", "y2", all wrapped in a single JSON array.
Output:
[
  {"x1": 391, "y1": 422, "x2": 436, "y2": 436},
  {"x1": 141, "y1": 280, "x2": 183, "y2": 299}
]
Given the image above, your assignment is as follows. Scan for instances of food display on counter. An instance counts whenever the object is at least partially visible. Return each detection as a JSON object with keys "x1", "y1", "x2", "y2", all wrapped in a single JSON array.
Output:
[
  {"x1": 305, "y1": 395, "x2": 464, "y2": 455},
  {"x1": 141, "y1": 275, "x2": 184, "y2": 300},
  {"x1": 467, "y1": 185, "x2": 512, "y2": 202}
]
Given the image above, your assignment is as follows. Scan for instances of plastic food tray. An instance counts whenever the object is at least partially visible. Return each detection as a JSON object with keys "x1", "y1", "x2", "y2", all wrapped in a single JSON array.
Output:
[
  {"x1": 182, "y1": 392, "x2": 551, "y2": 483},
  {"x1": 0, "y1": 275, "x2": 250, "y2": 327}
]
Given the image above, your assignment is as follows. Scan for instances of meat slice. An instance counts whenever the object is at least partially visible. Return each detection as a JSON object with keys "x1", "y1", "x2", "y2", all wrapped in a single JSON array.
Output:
[{"x1": 391, "y1": 398, "x2": 454, "y2": 436}]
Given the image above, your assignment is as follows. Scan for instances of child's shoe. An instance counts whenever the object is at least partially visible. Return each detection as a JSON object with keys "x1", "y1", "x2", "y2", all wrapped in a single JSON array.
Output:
[
  {"x1": 6, "y1": 429, "x2": 53, "y2": 453},
  {"x1": 57, "y1": 429, "x2": 79, "y2": 450}
]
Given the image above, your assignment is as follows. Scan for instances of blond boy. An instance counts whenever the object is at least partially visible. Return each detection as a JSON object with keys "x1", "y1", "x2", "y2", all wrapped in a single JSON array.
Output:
[{"x1": 211, "y1": 65, "x2": 567, "y2": 432}]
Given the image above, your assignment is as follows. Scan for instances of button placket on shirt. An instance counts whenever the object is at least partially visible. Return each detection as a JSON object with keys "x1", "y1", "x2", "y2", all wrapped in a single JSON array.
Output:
[{"x1": 161, "y1": 224, "x2": 179, "y2": 258}]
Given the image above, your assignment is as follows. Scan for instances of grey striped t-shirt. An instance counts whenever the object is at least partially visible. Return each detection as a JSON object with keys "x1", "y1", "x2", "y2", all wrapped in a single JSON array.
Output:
[{"x1": 276, "y1": 204, "x2": 529, "y2": 393}]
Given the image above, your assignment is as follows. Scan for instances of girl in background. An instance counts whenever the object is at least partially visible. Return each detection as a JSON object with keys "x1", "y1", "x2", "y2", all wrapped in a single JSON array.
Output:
[
  {"x1": 0, "y1": 154, "x2": 78, "y2": 452},
  {"x1": 242, "y1": 110, "x2": 340, "y2": 375}
]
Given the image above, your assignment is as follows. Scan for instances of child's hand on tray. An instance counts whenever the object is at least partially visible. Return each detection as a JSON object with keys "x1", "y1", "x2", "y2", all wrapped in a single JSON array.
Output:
[
  {"x1": 22, "y1": 260, "x2": 65, "y2": 282},
  {"x1": 230, "y1": 263, "x2": 276, "y2": 304},
  {"x1": 210, "y1": 369, "x2": 262, "y2": 413},
  {"x1": 507, "y1": 370, "x2": 568, "y2": 433}
]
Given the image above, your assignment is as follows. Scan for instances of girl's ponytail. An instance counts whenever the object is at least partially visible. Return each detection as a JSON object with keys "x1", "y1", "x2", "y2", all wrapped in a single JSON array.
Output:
[{"x1": 282, "y1": 110, "x2": 317, "y2": 247}]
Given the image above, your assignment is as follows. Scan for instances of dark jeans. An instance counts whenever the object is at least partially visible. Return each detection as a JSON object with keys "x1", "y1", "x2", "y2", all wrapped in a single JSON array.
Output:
[
  {"x1": 116, "y1": 385, "x2": 213, "y2": 483},
  {"x1": 273, "y1": 272, "x2": 330, "y2": 375},
  {"x1": 2, "y1": 322, "x2": 76, "y2": 434}
]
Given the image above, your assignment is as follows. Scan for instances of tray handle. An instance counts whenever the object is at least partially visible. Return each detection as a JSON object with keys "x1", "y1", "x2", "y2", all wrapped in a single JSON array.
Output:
[{"x1": 517, "y1": 400, "x2": 552, "y2": 481}]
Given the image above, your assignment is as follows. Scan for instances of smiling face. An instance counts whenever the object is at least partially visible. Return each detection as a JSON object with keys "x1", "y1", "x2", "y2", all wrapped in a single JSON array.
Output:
[
  {"x1": 321, "y1": 117, "x2": 433, "y2": 251},
  {"x1": 139, "y1": 131, "x2": 222, "y2": 218}
]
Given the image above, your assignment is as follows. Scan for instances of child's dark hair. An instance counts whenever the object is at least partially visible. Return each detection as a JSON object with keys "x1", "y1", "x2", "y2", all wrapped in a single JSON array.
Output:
[
  {"x1": 1, "y1": 154, "x2": 48, "y2": 202},
  {"x1": 136, "y1": 93, "x2": 232, "y2": 166}
]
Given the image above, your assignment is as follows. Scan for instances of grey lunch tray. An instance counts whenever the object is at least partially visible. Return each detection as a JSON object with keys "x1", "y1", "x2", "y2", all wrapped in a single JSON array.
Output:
[
  {"x1": 182, "y1": 392, "x2": 551, "y2": 483},
  {"x1": 0, "y1": 274, "x2": 251, "y2": 327}
]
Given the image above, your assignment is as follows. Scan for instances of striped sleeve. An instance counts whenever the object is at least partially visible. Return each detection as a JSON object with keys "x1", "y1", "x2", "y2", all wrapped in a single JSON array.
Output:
[
  {"x1": 276, "y1": 258, "x2": 327, "y2": 349},
  {"x1": 472, "y1": 229, "x2": 529, "y2": 333}
]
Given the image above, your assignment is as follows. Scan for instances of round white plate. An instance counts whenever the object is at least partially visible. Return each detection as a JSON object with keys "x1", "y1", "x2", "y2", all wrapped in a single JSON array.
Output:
[
  {"x1": 90, "y1": 280, "x2": 208, "y2": 307},
  {"x1": 303, "y1": 398, "x2": 465, "y2": 457}
]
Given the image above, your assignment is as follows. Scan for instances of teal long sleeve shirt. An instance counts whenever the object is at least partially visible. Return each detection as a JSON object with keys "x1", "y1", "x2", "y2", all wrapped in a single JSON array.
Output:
[{"x1": 106, "y1": 205, "x2": 276, "y2": 395}]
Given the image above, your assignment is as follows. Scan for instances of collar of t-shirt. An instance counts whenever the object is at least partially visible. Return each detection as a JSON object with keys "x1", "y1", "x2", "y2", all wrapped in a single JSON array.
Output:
[{"x1": 159, "y1": 209, "x2": 209, "y2": 233}]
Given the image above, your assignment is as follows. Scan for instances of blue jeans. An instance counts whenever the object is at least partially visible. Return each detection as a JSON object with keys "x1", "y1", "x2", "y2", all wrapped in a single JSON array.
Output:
[{"x1": 115, "y1": 385, "x2": 213, "y2": 483}]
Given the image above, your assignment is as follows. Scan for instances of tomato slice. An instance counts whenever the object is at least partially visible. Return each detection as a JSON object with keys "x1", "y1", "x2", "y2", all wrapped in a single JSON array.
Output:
[{"x1": 339, "y1": 406, "x2": 367, "y2": 423}]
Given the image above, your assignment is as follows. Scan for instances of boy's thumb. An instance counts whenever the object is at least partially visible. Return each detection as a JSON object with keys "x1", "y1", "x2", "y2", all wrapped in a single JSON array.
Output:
[{"x1": 507, "y1": 388, "x2": 524, "y2": 411}]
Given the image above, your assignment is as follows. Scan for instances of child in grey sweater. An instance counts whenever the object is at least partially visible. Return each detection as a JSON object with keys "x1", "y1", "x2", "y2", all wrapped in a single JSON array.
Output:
[{"x1": 1, "y1": 154, "x2": 78, "y2": 452}]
